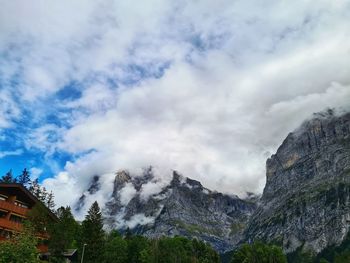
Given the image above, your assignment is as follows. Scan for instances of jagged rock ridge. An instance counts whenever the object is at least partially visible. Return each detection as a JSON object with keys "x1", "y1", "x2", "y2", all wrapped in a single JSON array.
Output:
[
  {"x1": 245, "y1": 110, "x2": 350, "y2": 253},
  {"x1": 76, "y1": 169, "x2": 257, "y2": 252}
]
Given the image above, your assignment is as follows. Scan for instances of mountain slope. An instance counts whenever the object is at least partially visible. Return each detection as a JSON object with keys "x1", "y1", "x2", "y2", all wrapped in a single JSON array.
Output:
[
  {"x1": 245, "y1": 110, "x2": 350, "y2": 253},
  {"x1": 76, "y1": 169, "x2": 257, "y2": 253},
  {"x1": 139, "y1": 173, "x2": 256, "y2": 252}
]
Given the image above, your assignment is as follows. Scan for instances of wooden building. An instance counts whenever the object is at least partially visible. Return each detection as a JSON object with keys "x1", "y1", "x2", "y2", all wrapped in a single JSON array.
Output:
[{"x1": 0, "y1": 183, "x2": 57, "y2": 253}]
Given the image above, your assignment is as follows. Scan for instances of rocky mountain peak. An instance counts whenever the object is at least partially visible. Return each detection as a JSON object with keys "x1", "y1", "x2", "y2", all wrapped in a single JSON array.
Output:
[
  {"x1": 114, "y1": 170, "x2": 131, "y2": 183},
  {"x1": 170, "y1": 171, "x2": 203, "y2": 189},
  {"x1": 264, "y1": 111, "x2": 350, "y2": 202},
  {"x1": 87, "y1": 175, "x2": 100, "y2": 194},
  {"x1": 246, "y1": 110, "x2": 350, "y2": 253},
  {"x1": 111, "y1": 170, "x2": 131, "y2": 197},
  {"x1": 75, "y1": 168, "x2": 257, "y2": 252}
]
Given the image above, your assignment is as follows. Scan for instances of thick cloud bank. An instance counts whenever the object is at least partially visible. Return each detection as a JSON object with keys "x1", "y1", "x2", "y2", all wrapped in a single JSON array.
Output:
[{"x1": 0, "y1": 0, "x2": 349, "y2": 210}]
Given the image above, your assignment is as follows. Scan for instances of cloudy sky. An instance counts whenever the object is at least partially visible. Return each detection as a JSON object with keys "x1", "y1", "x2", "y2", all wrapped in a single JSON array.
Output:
[{"x1": 0, "y1": 0, "x2": 350, "y2": 208}]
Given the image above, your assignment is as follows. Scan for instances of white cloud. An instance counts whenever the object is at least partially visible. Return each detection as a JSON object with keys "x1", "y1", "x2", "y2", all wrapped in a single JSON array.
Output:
[
  {"x1": 24, "y1": 124, "x2": 63, "y2": 153},
  {"x1": 65, "y1": 84, "x2": 117, "y2": 112},
  {"x1": 119, "y1": 183, "x2": 137, "y2": 206},
  {"x1": 42, "y1": 172, "x2": 80, "y2": 209},
  {"x1": 123, "y1": 213, "x2": 156, "y2": 229},
  {"x1": 0, "y1": 149, "x2": 23, "y2": 159},
  {"x1": 139, "y1": 173, "x2": 172, "y2": 202},
  {"x1": 0, "y1": 90, "x2": 21, "y2": 128},
  {"x1": 0, "y1": 0, "x2": 349, "y2": 212},
  {"x1": 29, "y1": 167, "x2": 43, "y2": 180}
]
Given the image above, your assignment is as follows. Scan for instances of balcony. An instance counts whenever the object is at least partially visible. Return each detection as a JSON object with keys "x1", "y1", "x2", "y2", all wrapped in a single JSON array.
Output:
[
  {"x1": 0, "y1": 218, "x2": 50, "y2": 240},
  {"x1": 0, "y1": 218, "x2": 23, "y2": 232},
  {"x1": 37, "y1": 243, "x2": 49, "y2": 253},
  {"x1": 0, "y1": 200, "x2": 28, "y2": 216}
]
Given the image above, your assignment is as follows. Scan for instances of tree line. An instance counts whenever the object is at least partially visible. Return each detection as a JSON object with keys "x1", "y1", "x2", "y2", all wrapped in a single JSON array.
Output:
[
  {"x1": 0, "y1": 197, "x2": 220, "y2": 263},
  {"x1": 50, "y1": 201, "x2": 221, "y2": 263}
]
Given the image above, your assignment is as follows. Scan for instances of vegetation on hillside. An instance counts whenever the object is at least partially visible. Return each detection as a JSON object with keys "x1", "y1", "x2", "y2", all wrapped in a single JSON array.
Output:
[{"x1": 230, "y1": 241, "x2": 287, "y2": 263}]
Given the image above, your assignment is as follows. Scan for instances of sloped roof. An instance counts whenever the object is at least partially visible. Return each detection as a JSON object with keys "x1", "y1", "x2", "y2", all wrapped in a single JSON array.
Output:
[{"x1": 0, "y1": 183, "x2": 57, "y2": 221}]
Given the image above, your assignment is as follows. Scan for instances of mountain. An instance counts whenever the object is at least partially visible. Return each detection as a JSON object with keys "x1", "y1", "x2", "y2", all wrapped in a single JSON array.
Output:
[
  {"x1": 75, "y1": 109, "x2": 350, "y2": 257},
  {"x1": 76, "y1": 169, "x2": 257, "y2": 253},
  {"x1": 245, "y1": 109, "x2": 350, "y2": 254}
]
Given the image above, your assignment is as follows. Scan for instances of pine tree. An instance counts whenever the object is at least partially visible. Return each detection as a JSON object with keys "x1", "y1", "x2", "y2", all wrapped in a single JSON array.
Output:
[
  {"x1": 46, "y1": 191, "x2": 56, "y2": 211},
  {"x1": 29, "y1": 179, "x2": 41, "y2": 199},
  {"x1": 40, "y1": 187, "x2": 48, "y2": 203},
  {"x1": 125, "y1": 227, "x2": 132, "y2": 240},
  {"x1": 49, "y1": 206, "x2": 80, "y2": 261},
  {"x1": 81, "y1": 201, "x2": 105, "y2": 263},
  {"x1": 27, "y1": 203, "x2": 52, "y2": 234},
  {"x1": 0, "y1": 169, "x2": 16, "y2": 183},
  {"x1": 17, "y1": 168, "x2": 31, "y2": 186},
  {"x1": 28, "y1": 178, "x2": 56, "y2": 212}
]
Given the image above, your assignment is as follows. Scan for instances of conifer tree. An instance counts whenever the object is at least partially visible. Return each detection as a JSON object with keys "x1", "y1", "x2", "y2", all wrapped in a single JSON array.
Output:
[
  {"x1": 46, "y1": 191, "x2": 56, "y2": 211},
  {"x1": 27, "y1": 203, "x2": 52, "y2": 234},
  {"x1": 29, "y1": 178, "x2": 41, "y2": 199},
  {"x1": 17, "y1": 168, "x2": 31, "y2": 186},
  {"x1": 40, "y1": 186, "x2": 48, "y2": 203},
  {"x1": 81, "y1": 201, "x2": 105, "y2": 263},
  {"x1": 28, "y1": 178, "x2": 56, "y2": 212},
  {"x1": 49, "y1": 206, "x2": 79, "y2": 261},
  {"x1": 0, "y1": 169, "x2": 16, "y2": 183}
]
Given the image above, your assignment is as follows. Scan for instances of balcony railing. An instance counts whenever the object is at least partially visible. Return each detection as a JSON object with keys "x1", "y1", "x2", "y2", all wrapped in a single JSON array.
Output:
[
  {"x1": 0, "y1": 200, "x2": 28, "y2": 216},
  {"x1": 0, "y1": 218, "x2": 23, "y2": 232},
  {"x1": 0, "y1": 218, "x2": 50, "y2": 240},
  {"x1": 37, "y1": 243, "x2": 49, "y2": 253}
]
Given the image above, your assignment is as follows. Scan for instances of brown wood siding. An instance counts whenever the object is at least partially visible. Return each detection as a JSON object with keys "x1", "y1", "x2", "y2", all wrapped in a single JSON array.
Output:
[
  {"x1": 0, "y1": 218, "x2": 22, "y2": 232},
  {"x1": 0, "y1": 200, "x2": 28, "y2": 217}
]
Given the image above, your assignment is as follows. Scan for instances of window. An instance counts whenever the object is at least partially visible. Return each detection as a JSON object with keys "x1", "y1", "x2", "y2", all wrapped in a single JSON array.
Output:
[
  {"x1": 10, "y1": 214, "x2": 24, "y2": 224},
  {"x1": 0, "y1": 210, "x2": 7, "y2": 218},
  {"x1": 14, "y1": 201, "x2": 28, "y2": 208}
]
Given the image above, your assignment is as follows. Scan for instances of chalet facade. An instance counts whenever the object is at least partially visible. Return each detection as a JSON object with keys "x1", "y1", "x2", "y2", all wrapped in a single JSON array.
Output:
[{"x1": 0, "y1": 183, "x2": 56, "y2": 253}]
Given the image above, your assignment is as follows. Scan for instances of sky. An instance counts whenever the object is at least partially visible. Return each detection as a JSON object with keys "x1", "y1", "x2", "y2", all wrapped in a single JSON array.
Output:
[{"x1": 0, "y1": 0, "x2": 350, "y2": 210}]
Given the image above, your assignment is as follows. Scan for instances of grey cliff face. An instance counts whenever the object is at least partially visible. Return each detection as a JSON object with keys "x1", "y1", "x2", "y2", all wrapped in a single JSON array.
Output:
[
  {"x1": 139, "y1": 173, "x2": 256, "y2": 252},
  {"x1": 75, "y1": 175, "x2": 101, "y2": 211},
  {"x1": 245, "y1": 110, "x2": 350, "y2": 253}
]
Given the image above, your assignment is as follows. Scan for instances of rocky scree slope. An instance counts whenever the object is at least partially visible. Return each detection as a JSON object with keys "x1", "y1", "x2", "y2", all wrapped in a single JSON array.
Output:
[
  {"x1": 76, "y1": 169, "x2": 257, "y2": 253},
  {"x1": 245, "y1": 110, "x2": 350, "y2": 254}
]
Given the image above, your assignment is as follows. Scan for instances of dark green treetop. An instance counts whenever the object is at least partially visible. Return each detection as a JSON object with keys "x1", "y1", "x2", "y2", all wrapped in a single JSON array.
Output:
[
  {"x1": 81, "y1": 201, "x2": 106, "y2": 263},
  {"x1": 0, "y1": 169, "x2": 16, "y2": 183}
]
